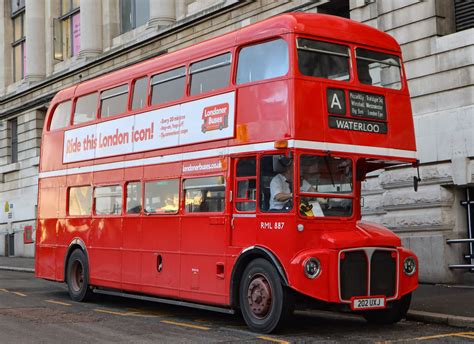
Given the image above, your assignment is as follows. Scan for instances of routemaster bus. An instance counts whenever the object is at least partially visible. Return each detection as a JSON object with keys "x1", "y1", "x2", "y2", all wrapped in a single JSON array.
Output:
[{"x1": 36, "y1": 13, "x2": 419, "y2": 333}]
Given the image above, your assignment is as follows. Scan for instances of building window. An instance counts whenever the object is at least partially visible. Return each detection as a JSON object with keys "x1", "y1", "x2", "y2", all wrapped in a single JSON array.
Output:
[
  {"x1": 9, "y1": 118, "x2": 18, "y2": 163},
  {"x1": 454, "y1": 0, "x2": 474, "y2": 32},
  {"x1": 11, "y1": 0, "x2": 25, "y2": 82},
  {"x1": 54, "y1": 0, "x2": 80, "y2": 60},
  {"x1": 120, "y1": 0, "x2": 150, "y2": 34}
]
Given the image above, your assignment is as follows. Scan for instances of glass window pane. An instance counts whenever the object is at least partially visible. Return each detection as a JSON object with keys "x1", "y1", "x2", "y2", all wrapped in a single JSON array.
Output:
[
  {"x1": 50, "y1": 101, "x2": 72, "y2": 130},
  {"x1": 297, "y1": 38, "x2": 350, "y2": 81},
  {"x1": 135, "y1": 0, "x2": 149, "y2": 27},
  {"x1": 120, "y1": 0, "x2": 133, "y2": 33},
  {"x1": 13, "y1": 44, "x2": 22, "y2": 82},
  {"x1": 69, "y1": 186, "x2": 92, "y2": 215},
  {"x1": 62, "y1": 17, "x2": 71, "y2": 58},
  {"x1": 72, "y1": 13, "x2": 80, "y2": 57},
  {"x1": 126, "y1": 182, "x2": 142, "y2": 214},
  {"x1": 300, "y1": 155, "x2": 352, "y2": 194},
  {"x1": 144, "y1": 179, "x2": 179, "y2": 214},
  {"x1": 184, "y1": 176, "x2": 225, "y2": 213},
  {"x1": 131, "y1": 77, "x2": 148, "y2": 110},
  {"x1": 236, "y1": 158, "x2": 256, "y2": 177},
  {"x1": 94, "y1": 185, "x2": 123, "y2": 215},
  {"x1": 101, "y1": 84, "x2": 129, "y2": 118},
  {"x1": 237, "y1": 39, "x2": 288, "y2": 84},
  {"x1": 356, "y1": 48, "x2": 402, "y2": 90},
  {"x1": 13, "y1": 14, "x2": 23, "y2": 41},
  {"x1": 74, "y1": 93, "x2": 98, "y2": 125},
  {"x1": 151, "y1": 67, "x2": 186, "y2": 105},
  {"x1": 190, "y1": 54, "x2": 231, "y2": 96},
  {"x1": 11, "y1": 0, "x2": 25, "y2": 14}
]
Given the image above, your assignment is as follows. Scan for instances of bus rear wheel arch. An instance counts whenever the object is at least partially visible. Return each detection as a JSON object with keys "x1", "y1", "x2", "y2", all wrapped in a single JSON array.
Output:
[
  {"x1": 66, "y1": 249, "x2": 94, "y2": 302},
  {"x1": 239, "y1": 258, "x2": 292, "y2": 333}
]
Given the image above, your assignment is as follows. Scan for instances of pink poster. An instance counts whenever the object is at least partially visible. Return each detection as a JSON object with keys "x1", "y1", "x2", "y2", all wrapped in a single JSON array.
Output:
[{"x1": 72, "y1": 13, "x2": 81, "y2": 56}]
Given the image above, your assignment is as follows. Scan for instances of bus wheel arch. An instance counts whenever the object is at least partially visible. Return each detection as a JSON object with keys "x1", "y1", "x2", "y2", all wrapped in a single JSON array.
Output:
[{"x1": 230, "y1": 246, "x2": 289, "y2": 309}]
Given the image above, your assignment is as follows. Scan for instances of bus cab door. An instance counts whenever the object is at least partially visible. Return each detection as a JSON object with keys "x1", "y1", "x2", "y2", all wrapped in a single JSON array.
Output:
[
  {"x1": 230, "y1": 157, "x2": 258, "y2": 247},
  {"x1": 180, "y1": 174, "x2": 228, "y2": 305}
]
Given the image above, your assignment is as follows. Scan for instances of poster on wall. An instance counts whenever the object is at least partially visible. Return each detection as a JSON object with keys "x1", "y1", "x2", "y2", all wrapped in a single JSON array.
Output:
[{"x1": 63, "y1": 91, "x2": 235, "y2": 163}]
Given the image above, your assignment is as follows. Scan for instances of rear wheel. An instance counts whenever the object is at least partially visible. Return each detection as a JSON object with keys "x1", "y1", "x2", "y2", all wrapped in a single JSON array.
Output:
[
  {"x1": 239, "y1": 258, "x2": 292, "y2": 333},
  {"x1": 66, "y1": 249, "x2": 94, "y2": 302},
  {"x1": 363, "y1": 293, "x2": 412, "y2": 324}
]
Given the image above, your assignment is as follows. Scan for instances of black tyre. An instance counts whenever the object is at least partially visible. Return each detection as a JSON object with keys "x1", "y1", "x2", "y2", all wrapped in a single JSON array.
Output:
[
  {"x1": 239, "y1": 258, "x2": 292, "y2": 333},
  {"x1": 66, "y1": 249, "x2": 94, "y2": 302},
  {"x1": 363, "y1": 293, "x2": 412, "y2": 324}
]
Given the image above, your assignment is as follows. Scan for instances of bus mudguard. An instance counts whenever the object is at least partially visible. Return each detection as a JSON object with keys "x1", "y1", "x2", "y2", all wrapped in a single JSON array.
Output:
[{"x1": 230, "y1": 245, "x2": 289, "y2": 307}]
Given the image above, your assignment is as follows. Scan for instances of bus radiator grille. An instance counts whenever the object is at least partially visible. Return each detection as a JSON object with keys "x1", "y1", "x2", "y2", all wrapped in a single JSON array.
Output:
[
  {"x1": 340, "y1": 250, "x2": 367, "y2": 300},
  {"x1": 339, "y1": 249, "x2": 397, "y2": 301},
  {"x1": 370, "y1": 250, "x2": 396, "y2": 298}
]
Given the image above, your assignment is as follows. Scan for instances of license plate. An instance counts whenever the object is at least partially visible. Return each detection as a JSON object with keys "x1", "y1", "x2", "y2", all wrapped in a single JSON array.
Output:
[{"x1": 351, "y1": 296, "x2": 386, "y2": 310}]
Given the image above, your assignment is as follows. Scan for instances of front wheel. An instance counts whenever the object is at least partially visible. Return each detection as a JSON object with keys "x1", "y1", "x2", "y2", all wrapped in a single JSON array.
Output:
[
  {"x1": 363, "y1": 293, "x2": 412, "y2": 324},
  {"x1": 239, "y1": 258, "x2": 292, "y2": 333},
  {"x1": 66, "y1": 249, "x2": 94, "y2": 302}
]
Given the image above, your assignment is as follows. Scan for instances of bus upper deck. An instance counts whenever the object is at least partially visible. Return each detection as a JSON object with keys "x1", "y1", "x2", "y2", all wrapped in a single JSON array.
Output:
[{"x1": 40, "y1": 13, "x2": 415, "y2": 176}]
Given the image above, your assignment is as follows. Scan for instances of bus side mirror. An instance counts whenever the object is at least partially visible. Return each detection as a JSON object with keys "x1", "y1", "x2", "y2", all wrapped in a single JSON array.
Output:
[
  {"x1": 413, "y1": 176, "x2": 421, "y2": 192},
  {"x1": 413, "y1": 160, "x2": 421, "y2": 192}
]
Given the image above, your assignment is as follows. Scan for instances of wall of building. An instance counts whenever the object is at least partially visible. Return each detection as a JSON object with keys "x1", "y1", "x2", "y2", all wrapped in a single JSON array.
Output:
[
  {"x1": 0, "y1": 0, "x2": 473, "y2": 284},
  {"x1": 352, "y1": 0, "x2": 474, "y2": 283}
]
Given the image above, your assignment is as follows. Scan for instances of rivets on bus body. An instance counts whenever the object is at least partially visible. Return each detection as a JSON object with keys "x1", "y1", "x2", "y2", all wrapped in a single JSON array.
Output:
[{"x1": 297, "y1": 224, "x2": 304, "y2": 232}]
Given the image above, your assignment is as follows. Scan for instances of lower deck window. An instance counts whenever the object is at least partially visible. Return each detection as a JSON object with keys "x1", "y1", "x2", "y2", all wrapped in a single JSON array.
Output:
[
  {"x1": 144, "y1": 179, "x2": 179, "y2": 214},
  {"x1": 94, "y1": 185, "x2": 123, "y2": 215},
  {"x1": 184, "y1": 176, "x2": 225, "y2": 213},
  {"x1": 69, "y1": 186, "x2": 92, "y2": 216}
]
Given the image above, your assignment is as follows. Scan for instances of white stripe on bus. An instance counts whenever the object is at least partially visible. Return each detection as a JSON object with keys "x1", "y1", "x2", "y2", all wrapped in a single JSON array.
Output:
[{"x1": 38, "y1": 140, "x2": 416, "y2": 179}]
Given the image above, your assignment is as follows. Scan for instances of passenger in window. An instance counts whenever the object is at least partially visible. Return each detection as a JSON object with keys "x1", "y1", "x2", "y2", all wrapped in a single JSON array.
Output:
[
  {"x1": 300, "y1": 163, "x2": 318, "y2": 193},
  {"x1": 269, "y1": 156, "x2": 293, "y2": 210}
]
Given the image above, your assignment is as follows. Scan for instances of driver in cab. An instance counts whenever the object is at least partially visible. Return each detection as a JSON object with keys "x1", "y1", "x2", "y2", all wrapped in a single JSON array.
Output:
[{"x1": 269, "y1": 156, "x2": 293, "y2": 210}]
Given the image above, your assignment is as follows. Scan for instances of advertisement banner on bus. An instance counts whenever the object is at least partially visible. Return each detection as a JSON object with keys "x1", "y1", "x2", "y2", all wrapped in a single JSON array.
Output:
[{"x1": 63, "y1": 92, "x2": 235, "y2": 163}]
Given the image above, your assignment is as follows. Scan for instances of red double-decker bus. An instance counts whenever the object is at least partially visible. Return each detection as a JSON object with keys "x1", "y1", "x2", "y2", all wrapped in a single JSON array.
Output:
[{"x1": 36, "y1": 13, "x2": 418, "y2": 333}]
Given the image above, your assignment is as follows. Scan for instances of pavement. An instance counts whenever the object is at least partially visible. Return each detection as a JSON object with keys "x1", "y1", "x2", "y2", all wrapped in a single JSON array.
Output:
[{"x1": 1, "y1": 256, "x2": 473, "y2": 329}]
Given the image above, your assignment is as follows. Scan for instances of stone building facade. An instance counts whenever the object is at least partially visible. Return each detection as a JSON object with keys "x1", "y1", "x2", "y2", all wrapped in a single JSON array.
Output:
[{"x1": 0, "y1": 0, "x2": 472, "y2": 284}]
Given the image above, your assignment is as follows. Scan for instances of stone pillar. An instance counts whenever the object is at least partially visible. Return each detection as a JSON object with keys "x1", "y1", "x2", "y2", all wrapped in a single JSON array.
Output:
[
  {"x1": 148, "y1": 0, "x2": 176, "y2": 27},
  {"x1": 25, "y1": 0, "x2": 46, "y2": 82},
  {"x1": 79, "y1": 0, "x2": 103, "y2": 58},
  {"x1": 176, "y1": 0, "x2": 187, "y2": 21},
  {"x1": 0, "y1": 1, "x2": 11, "y2": 92}
]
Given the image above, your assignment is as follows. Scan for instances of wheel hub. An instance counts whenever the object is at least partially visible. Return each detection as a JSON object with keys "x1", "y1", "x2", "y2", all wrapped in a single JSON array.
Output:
[{"x1": 247, "y1": 275, "x2": 272, "y2": 318}]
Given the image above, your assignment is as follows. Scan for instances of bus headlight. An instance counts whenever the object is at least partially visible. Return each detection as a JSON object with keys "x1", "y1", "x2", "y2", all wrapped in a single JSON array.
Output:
[
  {"x1": 304, "y1": 257, "x2": 321, "y2": 279},
  {"x1": 403, "y1": 257, "x2": 416, "y2": 276}
]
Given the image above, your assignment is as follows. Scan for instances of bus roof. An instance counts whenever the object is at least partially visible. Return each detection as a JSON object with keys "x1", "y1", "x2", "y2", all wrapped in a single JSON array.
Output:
[{"x1": 52, "y1": 13, "x2": 400, "y2": 102}]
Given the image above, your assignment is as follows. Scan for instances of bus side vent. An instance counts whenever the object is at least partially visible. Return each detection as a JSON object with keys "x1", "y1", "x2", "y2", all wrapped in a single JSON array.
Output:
[
  {"x1": 370, "y1": 251, "x2": 396, "y2": 297},
  {"x1": 340, "y1": 251, "x2": 367, "y2": 300}
]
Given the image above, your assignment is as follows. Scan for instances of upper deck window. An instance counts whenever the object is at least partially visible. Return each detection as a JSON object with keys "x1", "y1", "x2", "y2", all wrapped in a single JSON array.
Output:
[
  {"x1": 356, "y1": 49, "x2": 402, "y2": 90},
  {"x1": 131, "y1": 77, "x2": 148, "y2": 110},
  {"x1": 151, "y1": 67, "x2": 186, "y2": 106},
  {"x1": 100, "y1": 84, "x2": 129, "y2": 118},
  {"x1": 297, "y1": 38, "x2": 350, "y2": 81},
  {"x1": 73, "y1": 92, "x2": 98, "y2": 125},
  {"x1": 50, "y1": 100, "x2": 72, "y2": 130},
  {"x1": 190, "y1": 53, "x2": 231, "y2": 96},
  {"x1": 236, "y1": 39, "x2": 288, "y2": 84}
]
